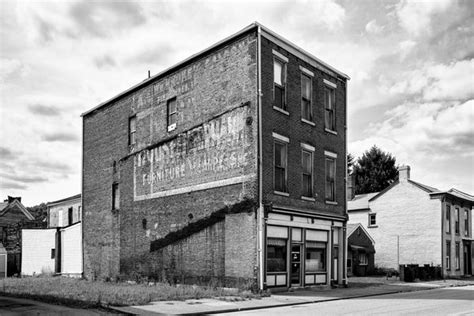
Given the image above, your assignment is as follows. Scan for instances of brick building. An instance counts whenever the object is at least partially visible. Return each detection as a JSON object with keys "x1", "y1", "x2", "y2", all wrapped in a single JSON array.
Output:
[
  {"x1": 348, "y1": 166, "x2": 473, "y2": 277},
  {"x1": 82, "y1": 23, "x2": 349, "y2": 289}
]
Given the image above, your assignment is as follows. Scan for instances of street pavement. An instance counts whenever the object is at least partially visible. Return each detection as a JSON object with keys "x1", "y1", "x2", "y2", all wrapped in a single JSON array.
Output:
[
  {"x1": 216, "y1": 285, "x2": 474, "y2": 316},
  {"x1": 0, "y1": 296, "x2": 118, "y2": 316}
]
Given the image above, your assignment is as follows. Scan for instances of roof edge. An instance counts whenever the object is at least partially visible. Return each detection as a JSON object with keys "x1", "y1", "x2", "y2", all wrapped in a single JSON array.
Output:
[
  {"x1": 47, "y1": 193, "x2": 82, "y2": 207},
  {"x1": 347, "y1": 223, "x2": 376, "y2": 245}
]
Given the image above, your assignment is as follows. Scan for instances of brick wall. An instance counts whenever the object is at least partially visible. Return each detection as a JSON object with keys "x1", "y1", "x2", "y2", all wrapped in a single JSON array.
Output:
[
  {"x1": 260, "y1": 36, "x2": 347, "y2": 217},
  {"x1": 83, "y1": 31, "x2": 259, "y2": 283}
]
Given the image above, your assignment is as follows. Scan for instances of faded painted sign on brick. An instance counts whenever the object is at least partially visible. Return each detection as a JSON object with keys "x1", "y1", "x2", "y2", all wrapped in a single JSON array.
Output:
[{"x1": 134, "y1": 105, "x2": 252, "y2": 200}]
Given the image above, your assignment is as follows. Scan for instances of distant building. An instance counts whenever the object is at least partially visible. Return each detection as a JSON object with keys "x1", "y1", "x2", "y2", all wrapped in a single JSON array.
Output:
[
  {"x1": 0, "y1": 196, "x2": 42, "y2": 276},
  {"x1": 82, "y1": 23, "x2": 349, "y2": 289},
  {"x1": 348, "y1": 166, "x2": 473, "y2": 278},
  {"x1": 21, "y1": 194, "x2": 82, "y2": 276},
  {"x1": 347, "y1": 223, "x2": 375, "y2": 276}
]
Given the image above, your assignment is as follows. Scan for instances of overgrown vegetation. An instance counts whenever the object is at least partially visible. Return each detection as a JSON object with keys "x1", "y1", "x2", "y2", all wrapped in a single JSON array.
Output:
[{"x1": 0, "y1": 276, "x2": 263, "y2": 307}]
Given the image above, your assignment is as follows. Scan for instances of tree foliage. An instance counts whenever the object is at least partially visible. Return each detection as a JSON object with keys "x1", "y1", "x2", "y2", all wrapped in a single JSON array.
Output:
[
  {"x1": 352, "y1": 146, "x2": 398, "y2": 194},
  {"x1": 26, "y1": 203, "x2": 48, "y2": 221}
]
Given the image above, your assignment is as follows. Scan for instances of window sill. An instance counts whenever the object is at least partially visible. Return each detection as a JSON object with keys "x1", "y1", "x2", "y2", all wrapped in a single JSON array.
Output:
[
  {"x1": 325, "y1": 128, "x2": 337, "y2": 135},
  {"x1": 274, "y1": 191, "x2": 290, "y2": 197},
  {"x1": 301, "y1": 196, "x2": 315, "y2": 202},
  {"x1": 325, "y1": 200, "x2": 338, "y2": 205},
  {"x1": 301, "y1": 118, "x2": 315, "y2": 126},
  {"x1": 273, "y1": 106, "x2": 289, "y2": 116}
]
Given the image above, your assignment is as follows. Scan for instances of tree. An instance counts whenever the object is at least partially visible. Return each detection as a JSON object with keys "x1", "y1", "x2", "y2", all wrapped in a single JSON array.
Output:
[
  {"x1": 26, "y1": 203, "x2": 48, "y2": 221},
  {"x1": 352, "y1": 145, "x2": 398, "y2": 194},
  {"x1": 347, "y1": 153, "x2": 355, "y2": 174}
]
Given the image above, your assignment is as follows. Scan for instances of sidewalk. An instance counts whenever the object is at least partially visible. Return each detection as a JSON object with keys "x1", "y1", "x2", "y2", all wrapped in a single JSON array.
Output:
[{"x1": 110, "y1": 278, "x2": 474, "y2": 315}]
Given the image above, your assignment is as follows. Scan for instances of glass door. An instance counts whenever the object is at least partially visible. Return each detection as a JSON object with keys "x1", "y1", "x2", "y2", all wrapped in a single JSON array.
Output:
[{"x1": 291, "y1": 244, "x2": 302, "y2": 286}]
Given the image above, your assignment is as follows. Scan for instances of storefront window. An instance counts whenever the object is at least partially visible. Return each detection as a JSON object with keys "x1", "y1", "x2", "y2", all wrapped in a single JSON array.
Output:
[
  {"x1": 305, "y1": 241, "x2": 326, "y2": 272},
  {"x1": 267, "y1": 238, "x2": 287, "y2": 272}
]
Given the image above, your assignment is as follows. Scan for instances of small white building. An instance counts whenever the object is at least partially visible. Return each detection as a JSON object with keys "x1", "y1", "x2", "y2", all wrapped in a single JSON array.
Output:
[{"x1": 21, "y1": 194, "x2": 82, "y2": 276}]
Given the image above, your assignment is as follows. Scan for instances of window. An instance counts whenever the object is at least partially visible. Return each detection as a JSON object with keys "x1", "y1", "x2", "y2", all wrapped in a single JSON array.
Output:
[
  {"x1": 446, "y1": 241, "x2": 451, "y2": 270},
  {"x1": 129, "y1": 116, "x2": 136, "y2": 146},
  {"x1": 465, "y1": 209, "x2": 470, "y2": 237},
  {"x1": 446, "y1": 205, "x2": 451, "y2": 233},
  {"x1": 369, "y1": 214, "x2": 377, "y2": 227},
  {"x1": 78, "y1": 206, "x2": 81, "y2": 221},
  {"x1": 455, "y1": 242, "x2": 460, "y2": 270},
  {"x1": 68, "y1": 207, "x2": 73, "y2": 226},
  {"x1": 359, "y1": 253, "x2": 368, "y2": 265},
  {"x1": 301, "y1": 149, "x2": 313, "y2": 197},
  {"x1": 167, "y1": 98, "x2": 177, "y2": 131},
  {"x1": 274, "y1": 140, "x2": 288, "y2": 193},
  {"x1": 112, "y1": 183, "x2": 120, "y2": 210},
  {"x1": 301, "y1": 74, "x2": 312, "y2": 121},
  {"x1": 325, "y1": 155, "x2": 336, "y2": 202},
  {"x1": 305, "y1": 242, "x2": 326, "y2": 272},
  {"x1": 324, "y1": 84, "x2": 336, "y2": 131},
  {"x1": 455, "y1": 207, "x2": 460, "y2": 234},
  {"x1": 267, "y1": 238, "x2": 287, "y2": 272},
  {"x1": 273, "y1": 58, "x2": 287, "y2": 111},
  {"x1": 51, "y1": 249, "x2": 55, "y2": 259}
]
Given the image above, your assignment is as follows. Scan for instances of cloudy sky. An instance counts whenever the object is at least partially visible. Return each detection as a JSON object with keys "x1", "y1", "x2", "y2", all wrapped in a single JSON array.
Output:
[{"x1": 0, "y1": 0, "x2": 473, "y2": 206}]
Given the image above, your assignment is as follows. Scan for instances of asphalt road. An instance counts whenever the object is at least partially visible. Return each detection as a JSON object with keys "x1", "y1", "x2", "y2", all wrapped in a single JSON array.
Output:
[
  {"x1": 216, "y1": 285, "x2": 474, "y2": 316},
  {"x1": 0, "y1": 296, "x2": 120, "y2": 316}
]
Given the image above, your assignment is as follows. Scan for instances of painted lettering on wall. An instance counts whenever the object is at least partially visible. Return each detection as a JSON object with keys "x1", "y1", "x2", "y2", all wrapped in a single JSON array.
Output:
[{"x1": 134, "y1": 105, "x2": 252, "y2": 200}]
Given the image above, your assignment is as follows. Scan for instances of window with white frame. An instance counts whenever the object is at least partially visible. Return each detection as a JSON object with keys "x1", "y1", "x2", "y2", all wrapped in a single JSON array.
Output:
[
  {"x1": 369, "y1": 213, "x2": 376, "y2": 227},
  {"x1": 301, "y1": 73, "x2": 312, "y2": 121},
  {"x1": 167, "y1": 98, "x2": 177, "y2": 131},
  {"x1": 273, "y1": 134, "x2": 288, "y2": 193},
  {"x1": 305, "y1": 241, "x2": 326, "y2": 272},
  {"x1": 446, "y1": 205, "x2": 451, "y2": 233},
  {"x1": 324, "y1": 81, "x2": 336, "y2": 131},
  {"x1": 446, "y1": 241, "x2": 451, "y2": 270},
  {"x1": 301, "y1": 147, "x2": 313, "y2": 197},
  {"x1": 273, "y1": 58, "x2": 287, "y2": 111},
  {"x1": 455, "y1": 207, "x2": 460, "y2": 234},
  {"x1": 465, "y1": 209, "x2": 470, "y2": 237},
  {"x1": 358, "y1": 253, "x2": 368, "y2": 265},
  {"x1": 129, "y1": 116, "x2": 136, "y2": 146},
  {"x1": 325, "y1": 152, "x2": 336, "y2": 202}
]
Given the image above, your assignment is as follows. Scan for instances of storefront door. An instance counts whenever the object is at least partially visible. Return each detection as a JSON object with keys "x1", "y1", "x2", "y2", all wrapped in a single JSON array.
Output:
[
  {"x1": 291, "y1": 244, "x2": 302, "y2": 286},
  {"x1": 463, "y1": 242, "x2": 472, "y2": 275}
]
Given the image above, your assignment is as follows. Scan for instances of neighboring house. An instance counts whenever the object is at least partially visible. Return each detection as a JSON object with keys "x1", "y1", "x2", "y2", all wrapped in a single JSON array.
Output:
[
  {"x1": 47, "y1": 194, "x2": 81, "y2": 228},
  {"x1": 21, "y1": 194, "x2": 82, "y2": 276},
  {"x1": 0, "y1": 196, "x2": 42, "y2": 276},
  {"x1": 81, "y1": 22, "x2": 349, "y2": 289},
  {"x1": 347, "y1": 223, "x2": 375, "y2": 276},
  {"x1": 348, "y1": 166, "x2": 473, "y2": 278}
]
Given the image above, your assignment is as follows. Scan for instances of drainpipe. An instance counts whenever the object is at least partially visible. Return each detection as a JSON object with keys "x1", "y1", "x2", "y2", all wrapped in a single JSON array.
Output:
[{"x1": 256, "y1": 24, "x2": 265, "y2": 291}]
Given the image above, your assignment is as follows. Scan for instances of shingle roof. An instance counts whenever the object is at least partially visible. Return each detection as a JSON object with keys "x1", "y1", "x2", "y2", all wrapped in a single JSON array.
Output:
[{"x1": 347, "y1": 192, "x2": 378, "y2": 211}]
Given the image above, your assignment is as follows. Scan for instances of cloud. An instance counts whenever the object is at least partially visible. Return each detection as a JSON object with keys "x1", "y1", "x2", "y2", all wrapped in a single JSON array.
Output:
[
  {"x1": 41, "y1": 132, "x2": 79, "y2": 142},
  {"x1": 365, "y1": 19, "x2": 384, "y2": 34},
  {"x1": 396, "y1": 0, "x2": 452, "y2": 36},
  {"x1": 0, "y1": 181, "x2": 27, "y2": 190},
  {"x1": 69, "y1": 1, "x2": 146, "y2": 38},
  {"x1": 129, "y1": 43, "x2": 175, "y2": 65},
  {"x1": 0, "y1": 172, "x2": 48, "y2": 184},
  {"x1": 35, "y1": 15, "x2": 56, "y2": 42},
  {"x1": 94, "y1": 55, "x2": 117, "y2": 68},
  {"x1": 0, "y1": 58, "x2": 25, "y2": 83},
  {"x1": 28, "y1": 104, "x2": 62, "y2": 116},
  {"x1": 0, "y1": 147, "x2": 15, "y2": 160},
  {"x1": 35, "y1": 160, "x2": 73, "y2": 173}
]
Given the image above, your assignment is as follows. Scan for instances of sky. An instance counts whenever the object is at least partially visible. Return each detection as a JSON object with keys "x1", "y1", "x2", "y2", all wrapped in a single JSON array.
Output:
[{"x1": 0, "y1": 0, "x2": 473, "y2": 206}]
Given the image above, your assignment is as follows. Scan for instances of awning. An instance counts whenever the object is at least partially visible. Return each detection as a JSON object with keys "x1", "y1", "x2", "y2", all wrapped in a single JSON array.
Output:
[{"x1": 350, "y1": 245, "x2": 375, "y2": 253}]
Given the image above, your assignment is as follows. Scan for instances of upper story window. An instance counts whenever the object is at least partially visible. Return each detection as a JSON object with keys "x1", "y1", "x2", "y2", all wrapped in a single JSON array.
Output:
[
  {"x1": 112, "y1": 183, "x2": 120, "y2": 210},
  {"x1": 167, "y1": 98, "x2": 177, "y2": 132},
  {"x1": 273, "y1": 51, "x2": 288, "y2": 112},
  {"x1": 465, "y1": 209, "x2": 470, "y2": 237},
  {"x1": 324, "y1": 79, "x2": 337, "y2": 132},
  {"x1": 446, "y1": 240, "x2": 451, "y2": 270},
  {"x1": 446, "y1": 205, "x2": 451, "y2": 233},
  {"x1": 129, "y1": 116, "x2": 136, "y2": 146},
  {"x1": 301, "y1": 147, "x2": 314, "y2": 198},
  {"x1": 301, "y1": 72, "x2": 313, "y2": 122},
  {"x1": 325, "y1": 151, "x2": 337, "y2": 203},
  {"x1": 68, "y1": 207, "x2": 73, "y2": 226},
  {"x1": 273, "y1": 132, "x2": 289, "y2": 194},
  {"x1": 455, "y1": 207, "x2": 460, "y2": 234},
  {"x1": 369, "y1": 213, "x2": 377, "y2": 227}
]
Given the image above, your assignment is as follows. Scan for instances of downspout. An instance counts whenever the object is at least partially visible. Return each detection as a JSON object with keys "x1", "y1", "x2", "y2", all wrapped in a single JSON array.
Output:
[
  {"x1": 343, "y1": 79, "x2": 348, "y2": 285},
  {"x1": 257, "y1": 24, "x2": 265, "y2": 291}
]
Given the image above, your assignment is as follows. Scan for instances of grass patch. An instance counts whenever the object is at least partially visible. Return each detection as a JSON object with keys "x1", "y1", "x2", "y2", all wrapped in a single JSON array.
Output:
[{"x1": 0, "y1": 276, "x2": 263, "y2": 307}]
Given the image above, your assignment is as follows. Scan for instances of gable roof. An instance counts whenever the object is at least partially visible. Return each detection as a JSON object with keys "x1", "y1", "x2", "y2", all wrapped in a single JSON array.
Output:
[
  {"x1": 0, "y1": 199, "x2": 35, "y2": 221},
  {"x1": 347, "y1": 192, "x2": 378, "y2": 211},
  {"x1": 347, "y1": 223, "x2": 375, "y2": 244},
  {"x1": 368, "y1": 179, "x2": 440, "y2": 202}
]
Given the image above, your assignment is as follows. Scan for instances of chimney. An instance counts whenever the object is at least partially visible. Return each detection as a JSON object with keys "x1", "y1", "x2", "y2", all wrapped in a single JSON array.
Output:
[
  {"x1": 347, "y1": 174, "x2": 355, "y2": 200},
  {"x1": 8, "y1": 196, "x2": 21, "y2": 203},
  {"x1": 398, "y1": 165, "x2": 410, "y2": 182}
]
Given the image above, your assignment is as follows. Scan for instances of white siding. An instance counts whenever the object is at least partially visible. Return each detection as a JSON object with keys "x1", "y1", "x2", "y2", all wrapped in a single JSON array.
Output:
[
  {"x1": 60, "y1": 223, "x2": 82, "y2": 274},
  {"x1": 21, "y1": 229, "x2": 56, "y2": 275},
  {"x1": 49, "y1": 199, "x2": 81, "y2": 228}
]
